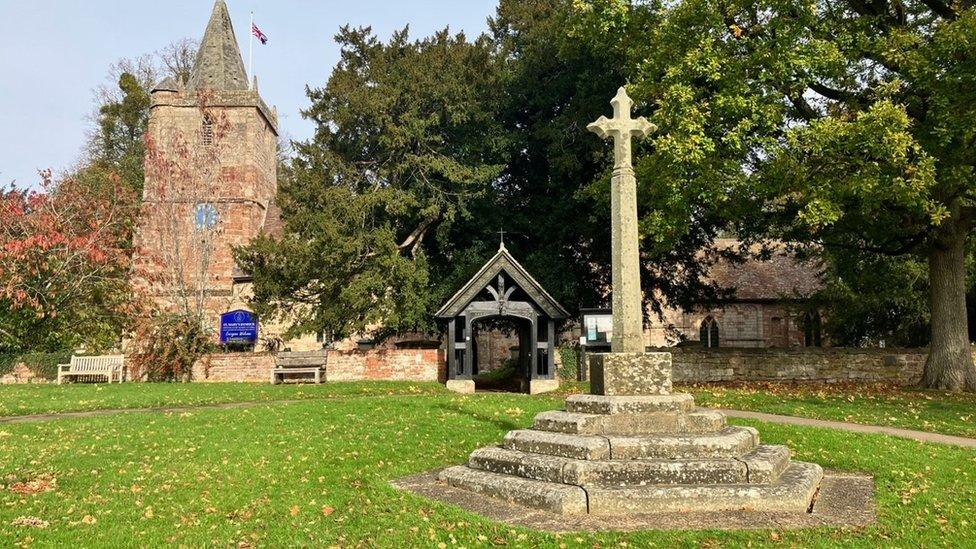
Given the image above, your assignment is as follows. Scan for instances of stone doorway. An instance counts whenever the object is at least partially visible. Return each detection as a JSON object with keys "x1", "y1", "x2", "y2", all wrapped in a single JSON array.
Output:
[{"x1": 471, "y1": 316, "x2": 530, "y2": 392}]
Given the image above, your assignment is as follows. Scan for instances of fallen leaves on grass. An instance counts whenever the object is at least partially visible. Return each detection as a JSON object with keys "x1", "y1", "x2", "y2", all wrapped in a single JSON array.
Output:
[
  {"x1": 227, "y1": 508, "x2": 254, "y2": 522},
  {"x1": 504, "y1": 407, "x2": 524, "y2": 418},
  {"x1": 321, "y1": 505, "x2": 335, "y2": 516},
  {"x1": 8, "y1": 474, "x2": 57, "y2": 495},
  {"x1": 12, "y1": 516, "x2": 49, "y2": 529}
]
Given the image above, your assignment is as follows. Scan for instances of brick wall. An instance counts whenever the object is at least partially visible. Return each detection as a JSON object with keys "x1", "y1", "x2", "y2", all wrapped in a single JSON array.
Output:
[
  {"x1": 189, "y1": 349, "x2": 445, "y2": 383},
  {"x1": 328, "y1": 349, "x2": 446, "y2": 382},
  {"x1": 663, "y1": 347, "x2": 934, "y2": 385},
  {"x1": 191, "y1": 353, "x2": 276, "y2": 383}
]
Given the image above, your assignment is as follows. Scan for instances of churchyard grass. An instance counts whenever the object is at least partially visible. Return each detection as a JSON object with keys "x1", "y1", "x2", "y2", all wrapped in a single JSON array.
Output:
[
  {"x1": 687, "y1": 383, "x2": 976, "y2": 438},
  {"x1": 4, "y1": 381, "x2": 976, "y2": 439},
  {"x1": 0, "y1": 381, "x2": 445, "y2": 418},
  {"x1": 1, "y1": 391, "x2": 974, "y2": 547}
]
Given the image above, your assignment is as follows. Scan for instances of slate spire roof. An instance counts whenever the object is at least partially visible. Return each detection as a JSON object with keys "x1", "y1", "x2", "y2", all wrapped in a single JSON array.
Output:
[{"x1": 186, "y1": 0, "x2": 249, "y2": 91}]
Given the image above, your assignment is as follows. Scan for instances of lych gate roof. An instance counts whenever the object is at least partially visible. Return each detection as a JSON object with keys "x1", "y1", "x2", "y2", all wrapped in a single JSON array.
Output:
[
  {"x1": 187, "y1": 1, "x2": 249, "y2": 92},
  {"x1": 436, "y1": 244, "x2": 569, "y2": 320}
]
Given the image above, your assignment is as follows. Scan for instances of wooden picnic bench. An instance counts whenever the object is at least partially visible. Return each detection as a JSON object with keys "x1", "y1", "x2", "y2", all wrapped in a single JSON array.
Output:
[
  {"x1": 272, "y1": 350, "x2": 327, "y2": 384},
  {"x1": 57, "y1": 355, "x2": 125, "y2": 384}
]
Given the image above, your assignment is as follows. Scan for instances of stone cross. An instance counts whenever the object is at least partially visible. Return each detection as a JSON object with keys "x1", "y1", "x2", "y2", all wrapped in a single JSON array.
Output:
[{"x1": 588, "y1": 87, "x2": 657, "y2": 354}]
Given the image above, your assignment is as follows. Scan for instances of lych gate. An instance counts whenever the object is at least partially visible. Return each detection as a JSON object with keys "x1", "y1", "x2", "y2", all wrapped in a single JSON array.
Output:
[{"x1": 436, "y1": 244, "x2": 569, "y2": 394}]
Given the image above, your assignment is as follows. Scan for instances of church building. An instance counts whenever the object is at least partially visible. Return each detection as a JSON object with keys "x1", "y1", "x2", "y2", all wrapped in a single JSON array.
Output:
[
  {"x1": 132, "y1": 1, "x2": 296, "y2": 347},
  {"x1": 646, "y1": 240, "x2": 825, "y2": 349}
]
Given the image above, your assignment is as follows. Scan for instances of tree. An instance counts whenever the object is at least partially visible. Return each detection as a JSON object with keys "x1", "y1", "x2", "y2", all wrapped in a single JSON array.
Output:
[
  {"x1": 0, "y1": 171, "x2": 135, "y2": 353},
  {"x1": 82, "y1": 39, "x2": 198, "y2": 195},
  {"x1": 236, "y1": 26, "x2": 509, "y2": 340},
  {"x1": 86, "y1": 72, "x2": 151, "y2": 194},
  {"x1": 157, "y1": 38, "x2": 197, "y2": 84},
  {"x1": 484, "y1": 0, "x2": 627, "y2": 311},
  {"x1": 240, "y1": 2, "x2": 735, "y2": 343},
  {"x1": 580, "y1": 0, "x2": 976, "y2": 390},
  {"x1": 814, "y1": 251, "x2": 932, "y2": 346}
]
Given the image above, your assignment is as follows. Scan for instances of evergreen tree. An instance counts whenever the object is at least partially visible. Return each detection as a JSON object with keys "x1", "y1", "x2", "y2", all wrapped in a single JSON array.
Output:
[{"x1": 237, "y1": 27, "x2": 509, "y2": 339}]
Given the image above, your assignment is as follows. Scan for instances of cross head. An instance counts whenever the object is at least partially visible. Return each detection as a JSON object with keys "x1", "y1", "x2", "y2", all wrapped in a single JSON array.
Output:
[{"x1": 587, "y1": 87, "x2": 656, "y2": 169}]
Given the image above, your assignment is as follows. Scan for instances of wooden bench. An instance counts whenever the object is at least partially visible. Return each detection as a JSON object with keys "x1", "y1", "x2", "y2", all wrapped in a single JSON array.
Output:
[
  {"x1": 272, "y1": 350, "x2": 327, "y2": 384},
  {"x1": 57, "y1": 355, "x2": 125, "y2": 384}
]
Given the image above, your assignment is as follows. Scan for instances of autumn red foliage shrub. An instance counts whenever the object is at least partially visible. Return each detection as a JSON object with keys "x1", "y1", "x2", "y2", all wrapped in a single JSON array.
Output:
[{"x1": 0, "y1": 170, "x2": 136, "y2": 352}]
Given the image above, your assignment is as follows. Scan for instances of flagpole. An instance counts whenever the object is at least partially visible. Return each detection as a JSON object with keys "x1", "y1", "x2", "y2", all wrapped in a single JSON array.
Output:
[{"x1": 248, "y1": 11, "x2": 254, "y2": 89}]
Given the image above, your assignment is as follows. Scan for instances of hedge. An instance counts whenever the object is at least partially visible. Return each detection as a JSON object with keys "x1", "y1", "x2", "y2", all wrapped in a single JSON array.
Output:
[
  {"x1": 0, "y1": 353, "x2": 16, "y2": 377},
  {"x1": 0, "y1": 351, "x2": 73, "y2": 380},
  {"x1": 557, "y1": 345, "x2": 580, "y2": 381}
]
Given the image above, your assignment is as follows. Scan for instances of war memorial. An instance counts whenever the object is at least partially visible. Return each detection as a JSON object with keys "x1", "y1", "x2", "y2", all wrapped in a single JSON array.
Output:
[{"x1": 396, "y1": 88, "x2": 874, "y2": 530}]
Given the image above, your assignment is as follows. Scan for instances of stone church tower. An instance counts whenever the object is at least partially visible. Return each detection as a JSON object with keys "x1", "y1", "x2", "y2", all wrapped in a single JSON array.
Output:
[{"x1": 134, "y1": 0, "x2": 278, "y2": 328}]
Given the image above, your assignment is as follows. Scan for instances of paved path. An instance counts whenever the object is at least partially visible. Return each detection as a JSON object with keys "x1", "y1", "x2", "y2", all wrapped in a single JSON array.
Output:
[
  {"x1": 2, "y1": 399, "x2": 976, "y2": 449},
  {"x1": 719, "y1": 408, "x2": 976, "y2": 449}
]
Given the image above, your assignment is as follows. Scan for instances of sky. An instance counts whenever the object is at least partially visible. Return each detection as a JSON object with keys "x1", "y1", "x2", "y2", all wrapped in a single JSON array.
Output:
[{"x1": 0, "y1": 0, "x2": 498, "y2": 189}]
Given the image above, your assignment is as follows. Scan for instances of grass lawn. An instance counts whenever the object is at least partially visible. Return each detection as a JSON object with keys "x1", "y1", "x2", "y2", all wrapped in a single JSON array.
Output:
[
  {"x1": 3, "y1": 381, "x2": 975, "y2": 440},
  {"x1": 1, "y1": 389, "x2": 975, "y2": 547},
  {"x1": 686, "y1": 383, "x2": 976, "y2": 438},
  {"x1": 0, "y1": 381, "x2": 445, "y2": 418}
]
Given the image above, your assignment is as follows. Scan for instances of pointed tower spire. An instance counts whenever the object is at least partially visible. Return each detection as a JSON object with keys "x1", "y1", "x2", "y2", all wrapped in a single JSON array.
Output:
[{"x1": 187, "y1": 0, "x2": 249, "y2": 91}]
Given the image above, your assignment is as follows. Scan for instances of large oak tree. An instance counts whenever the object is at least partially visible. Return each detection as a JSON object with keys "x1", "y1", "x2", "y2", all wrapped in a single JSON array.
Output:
[{"x1": 600, "y1": 0, "x2": 976, "y2": 389}]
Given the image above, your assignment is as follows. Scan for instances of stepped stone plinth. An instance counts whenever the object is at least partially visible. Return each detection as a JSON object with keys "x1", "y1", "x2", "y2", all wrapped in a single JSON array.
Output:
[{"x1": 437, "y1": 352, "x2": 824, "y2": 516}]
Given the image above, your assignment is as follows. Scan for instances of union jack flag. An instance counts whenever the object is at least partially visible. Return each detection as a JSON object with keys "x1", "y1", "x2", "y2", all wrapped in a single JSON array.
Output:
[{"x1": 252, "y1": 22, "x2": 268, "y2": 45}]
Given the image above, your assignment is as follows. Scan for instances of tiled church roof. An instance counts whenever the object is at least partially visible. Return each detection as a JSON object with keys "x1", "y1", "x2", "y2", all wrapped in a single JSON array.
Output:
[{"x1": 706, "y1": 239, "x2": 823, "y2": 301}]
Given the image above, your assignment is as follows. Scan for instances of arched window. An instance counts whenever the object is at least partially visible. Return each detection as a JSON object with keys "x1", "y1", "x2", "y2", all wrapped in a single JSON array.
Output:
[
  {"x1": 804, "y1": 311, "x2": 822, "y2": 347},
  {"x1": 202, "y1": 114, "x2": 215, "y2": 146},
  {"x1": 700, "y1": 317, "x2": 720, "y2": 348}
]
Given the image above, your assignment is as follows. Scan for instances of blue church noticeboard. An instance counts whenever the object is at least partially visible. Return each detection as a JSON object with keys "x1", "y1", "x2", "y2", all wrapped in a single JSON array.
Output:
[{"x1": 220, "y1": 310, "x2": 258, "y2": 344}]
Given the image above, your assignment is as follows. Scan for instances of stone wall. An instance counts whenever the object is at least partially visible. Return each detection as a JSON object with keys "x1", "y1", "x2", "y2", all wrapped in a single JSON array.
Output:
[
  {"x1": 663, "y1": 347, "x2": 931, "y2": 385},
  {"x1": 190, "y1": 349, "x2": 445, "y2": 383}
]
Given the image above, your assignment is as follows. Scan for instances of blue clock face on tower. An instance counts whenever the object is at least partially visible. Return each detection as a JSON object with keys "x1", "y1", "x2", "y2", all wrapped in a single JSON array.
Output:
[{"x1": 194, "y1": 203, "x2": 219, "y2": 229}]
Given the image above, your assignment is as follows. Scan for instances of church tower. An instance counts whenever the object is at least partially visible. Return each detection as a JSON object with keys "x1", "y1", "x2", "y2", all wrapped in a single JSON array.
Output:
[{"x1": 134, "y1": 0, "x2": 278, "y2": 325}]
